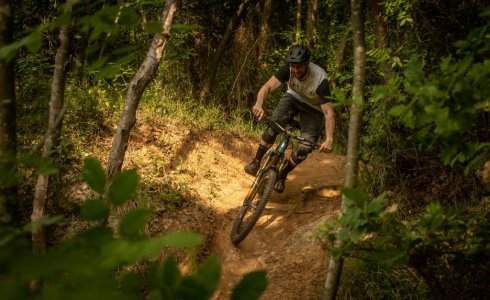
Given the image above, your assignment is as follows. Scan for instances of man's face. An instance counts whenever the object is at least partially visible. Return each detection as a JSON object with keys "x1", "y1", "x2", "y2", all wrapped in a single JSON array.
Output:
[{"x1": 290, "y1": 63, "x2": 309, "y2": 80}]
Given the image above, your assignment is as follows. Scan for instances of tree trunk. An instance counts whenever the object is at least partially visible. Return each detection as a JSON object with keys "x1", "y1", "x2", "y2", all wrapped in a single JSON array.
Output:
[
  {"x1": 323, "y1": 0, "x2": 366, "y2": 299},
  {"x1": 257, "y1": 0, "x2": 272, "y2": 65},
  {"x1": 295, "y1": 0, "x2": 302, "y2": 41},
  {"x1": 31, "y1": 25, "x2": 72, "y2": 253},
  {"x1": 0, "y1": 0, "x2": 17, "y2": 226},
  {"x1": 106, "y1": 0, "x2": 178, "y2": 195},
  {"x1": 198, "y1": 0, "x2": 255, "y2": 103},
  {"x1": 331, "y1": 28, "x2": 350, "y2": 89},
  {"x1": 368, "y1": 0, "x2": 389, "y2": 84},
  {"x1": 306, "y1": 0, "x2": 317, "y2": 49}
]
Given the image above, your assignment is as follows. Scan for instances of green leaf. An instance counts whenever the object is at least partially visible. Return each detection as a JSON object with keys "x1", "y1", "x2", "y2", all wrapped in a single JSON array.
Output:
[
  {"x1": 93, "y1": 64, "x2": 119, "y2": 81},
  {"x1": 144, "y1": 22, "x2": 163, "y2": 34},
  {"x1": 24, "y1": 32, "x2": 43, "y2": 53},
  {"x1": 373, "y1": 248, "x2": 408, "y2": 267},
  {"x1": 231, "y1": 271, "x2": 267, "y2": 300},
  {"x1": 100, "y1": 238, "x2": 166, "y2": 268},
  {"x1": 119, "y1": 208, "x2": 152, "y2": 239},
  {"x1": 108, "y1": 168, "x2": 138, "y2": 205},
  {"x1": 389, "y1": 104, "x2": 407, "y2": 117},
  {"x1": 329, "y1": 247, "x2": 343, "y2": 259},
  {"x1": 350, "y1": 229, "x2": 363, "y2": 242},
  {"x1": 24, "y1": 215, "x2": 63, "y2": 232},
  {"x1": 81, "y1": 198, "x2": 109, "y2": 221},
  {"x1": 0, "y1": 42, "x2": 20, "y2": 62},
  {"x1": 19, "y1": 154, "x2": 57, "y2": 175},
  {"x1": 338, "y1": 227, "x2": 350, "y2": 240},
  {"x1": 120, "y1": 273, "x2": 145, "y2": 296},
  {"x1": 162, "y1": 256, "x2": 182, "y2": 289},
  {"x1": 342, "y1": 188, "x2": 369, "y2": 206},
  {"x1": 88, "y1": 56, "x2": 109, "y2": 71},
  {"x1": 119, "y1": 8, "x2": 139, "y2": 26},
  {"x1": 162, "y1": 232, "x2": 203, "y2": 248},
  {"x1": 83, "y1": 157, "x2": 106, "y2": 194},
  {"x1": 194, "y1": 255, "x2": 221, "y2": 296},
  {"x1": 366, "y1": 194, "x2": 387, "y2": 214}
]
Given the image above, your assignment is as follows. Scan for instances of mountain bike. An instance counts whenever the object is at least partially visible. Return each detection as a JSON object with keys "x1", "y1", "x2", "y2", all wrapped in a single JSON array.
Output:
[{"x1": 230, "y1": 116, "x2": 318, "y2": 245}]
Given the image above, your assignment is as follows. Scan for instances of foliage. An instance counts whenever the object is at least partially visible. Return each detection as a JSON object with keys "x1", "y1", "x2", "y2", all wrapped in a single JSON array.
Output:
[
  {"x1": 382, "y1": 24, "x2": 490, "y2": 174},
  {"x1": 0, "y1": 157, "x2": 266, "y2": 299},
  {"x1": 337, "y1": 262, "x2": 429, "y2": 300},
  {"x1": 320, "y1": 188, "x2": 490, "y2": 299},
  {"x1": 5, "y1": 0, "x2": 490, "y2": 299},
  {"x1": 358, "y1": 21, "x2": 490, "y2": 202},
  {"x1": 382, "y1": 0, "x2": 413, "y2": 27}
]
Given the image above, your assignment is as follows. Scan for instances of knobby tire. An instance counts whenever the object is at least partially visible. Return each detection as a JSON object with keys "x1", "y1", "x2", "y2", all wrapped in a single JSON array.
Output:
[{"x1": 230, "y1": 169, "x2": 277, "y2": 245}]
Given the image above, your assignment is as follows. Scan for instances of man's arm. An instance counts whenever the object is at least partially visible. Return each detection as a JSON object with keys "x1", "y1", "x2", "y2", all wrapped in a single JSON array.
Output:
[
  {"x1": 319, "y1": 102, "x2": 335, "y2": 152},
  {"x1": 252, "y1": 76, "x2": 282, "y2": 120}
]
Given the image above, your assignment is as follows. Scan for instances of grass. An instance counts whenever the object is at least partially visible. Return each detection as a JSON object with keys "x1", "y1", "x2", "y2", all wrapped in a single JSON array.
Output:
[
  {"x1": 141, "y1": 82, "x2": 262, "y2": 138},
  {"x1": 337, "y1": 260, "x2": 429, "y2": 300}
]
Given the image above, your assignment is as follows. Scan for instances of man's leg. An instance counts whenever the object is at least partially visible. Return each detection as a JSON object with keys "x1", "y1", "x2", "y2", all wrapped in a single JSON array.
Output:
[
  {"x1": 244, "y1": 140, "x2": 270, "y2": 176},
  {"x1": 274, "y1": 99, "x2": 323, "y2": 192},
  {"x1": 274, "y1": 143, "x2": 311, "y2": 193},
  {"x1": 245, "y1": 94, "x2": 297, "y2": 176}
]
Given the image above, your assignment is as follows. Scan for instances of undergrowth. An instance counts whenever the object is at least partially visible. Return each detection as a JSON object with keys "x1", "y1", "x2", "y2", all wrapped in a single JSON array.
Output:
[{"x1": 337, "y1": 261, "x2": 429, "y2": 300}]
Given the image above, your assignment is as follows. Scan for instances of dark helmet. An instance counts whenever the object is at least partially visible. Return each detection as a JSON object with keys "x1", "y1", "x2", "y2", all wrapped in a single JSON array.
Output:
[{"x1": 286, "y1": 45, "x2": 311, "y2": 64}]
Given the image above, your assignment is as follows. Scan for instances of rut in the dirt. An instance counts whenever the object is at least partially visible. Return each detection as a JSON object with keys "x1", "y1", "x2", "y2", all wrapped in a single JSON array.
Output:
[
  {"x1": 127, "y1": 127, "x2": 345, "y2": 299},
  {"x1": 171, "y1": 131, "x2": 344, "y2": 299}
]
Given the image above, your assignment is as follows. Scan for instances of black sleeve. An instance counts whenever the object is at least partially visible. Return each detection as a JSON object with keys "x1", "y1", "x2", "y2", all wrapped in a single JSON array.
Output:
[
  {"x1": 273, "y1": 64, "x2": 290, "y2": 83},
  {"x1": 316, "y1": 79, "x2": 331, "y2": 104}
]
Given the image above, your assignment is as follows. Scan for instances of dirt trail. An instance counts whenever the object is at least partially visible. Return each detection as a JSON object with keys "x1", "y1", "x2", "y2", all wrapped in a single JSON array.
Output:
[
  {"x1": 123, "y1": 124, "x2": 345, "y2": 299},
  {"x1": 165, "y1": 130, "x2": 346, "y2": 299}
]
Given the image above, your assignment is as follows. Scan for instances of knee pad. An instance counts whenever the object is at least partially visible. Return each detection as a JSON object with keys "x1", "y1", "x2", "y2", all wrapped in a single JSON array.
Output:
[
  {"x1": 292, "y1": 143, "x2": 312, "y2": 164},
  {"x1": 261, "y1": 127, "x2": 278, "y2": 145}
]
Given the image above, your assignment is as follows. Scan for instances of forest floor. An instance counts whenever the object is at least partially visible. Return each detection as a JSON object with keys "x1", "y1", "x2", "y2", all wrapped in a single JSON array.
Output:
[{"x1": 76, "y1": 114, "x2": 346, "y2": 299}]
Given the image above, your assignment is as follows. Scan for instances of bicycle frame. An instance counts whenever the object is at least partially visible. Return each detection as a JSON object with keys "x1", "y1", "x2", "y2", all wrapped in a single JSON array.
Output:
[{"x1": 230, "y1": 116, "x2": 318, "y2": 244}]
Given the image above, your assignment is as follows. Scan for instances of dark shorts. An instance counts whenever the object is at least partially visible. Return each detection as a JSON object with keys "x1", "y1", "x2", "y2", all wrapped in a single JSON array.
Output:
[{"x1": 266, "y1": 93, "x2": 324, "y2": 144}]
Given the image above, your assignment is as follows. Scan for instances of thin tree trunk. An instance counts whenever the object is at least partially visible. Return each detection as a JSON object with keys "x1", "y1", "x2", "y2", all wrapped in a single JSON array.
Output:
[
  {"x1": 306, "y1": 0, "x2": 317, "y2": 49},
  {"x1": 331, "y1": 28, "x2": 350, "y2": 89},
  {"x1": 106, "y1": 0, "x2": 178, "y2": 195},
  {"x1": 257, "y1": 0, "x2": 272, "y2": 65},
  {"x1": 198, "y1": 0, "x2": 255, "y2": 103},
  {"x1": 368, "y1": 0, "x2": 389, "y2": 84},
  {"x1": 0, "y1": 0, "x2": 16, "y2": 226},
  {"x1": 295, "y1": 0, "x2": 302, "y2": 41},
  {"x1": 31, "y1": 25, "x2": 72, "y2": 253},
  {"x1": 323, "y1": 0, "x2": 366, "y2": 299}
]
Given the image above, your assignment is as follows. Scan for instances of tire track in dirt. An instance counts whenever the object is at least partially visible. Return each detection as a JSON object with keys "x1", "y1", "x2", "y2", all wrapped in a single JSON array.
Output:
[
  {"x1": 126, "y1": 125, "x2": 345, "y2": 299},
  {"x1": 175, "y1": 131, "x2": 345, "y2": 299}
]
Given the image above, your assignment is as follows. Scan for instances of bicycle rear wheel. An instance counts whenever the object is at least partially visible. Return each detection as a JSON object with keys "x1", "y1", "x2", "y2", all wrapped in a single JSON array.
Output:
[{"x1": 230, "y1": 169, "x2": 277, "y2": 245}]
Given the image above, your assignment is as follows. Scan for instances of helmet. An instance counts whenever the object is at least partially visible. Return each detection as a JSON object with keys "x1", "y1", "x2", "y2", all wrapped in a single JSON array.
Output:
[{"x1": 286, "y1": 45, "x2": 310, "y2": 64}]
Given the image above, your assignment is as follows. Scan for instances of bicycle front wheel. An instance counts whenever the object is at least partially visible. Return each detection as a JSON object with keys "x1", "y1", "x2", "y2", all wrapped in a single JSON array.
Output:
[{"x1": 230, "y1": 169, "x2": 277, "y2": 245}]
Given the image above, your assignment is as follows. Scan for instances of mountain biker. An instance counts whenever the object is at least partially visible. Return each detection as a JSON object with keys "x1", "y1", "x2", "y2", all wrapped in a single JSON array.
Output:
[{"x1": 244, "y1": 44, "x2": 335, "y2": 193}]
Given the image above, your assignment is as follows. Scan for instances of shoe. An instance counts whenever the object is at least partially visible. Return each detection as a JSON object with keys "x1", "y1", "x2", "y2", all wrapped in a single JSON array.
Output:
[
  {"x1": 274, "y1": 177, "x2": 286, "y2": 193},
  {"x1": 244, "y1": 160, "x2": 260, "y2": 176}
]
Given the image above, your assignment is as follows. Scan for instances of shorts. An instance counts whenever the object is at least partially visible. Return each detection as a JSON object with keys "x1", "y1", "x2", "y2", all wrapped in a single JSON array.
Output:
[{"x1": 265, "y1": 93, "x2": 324, "y2": 144}]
